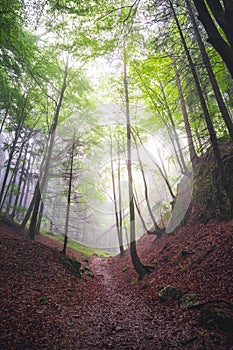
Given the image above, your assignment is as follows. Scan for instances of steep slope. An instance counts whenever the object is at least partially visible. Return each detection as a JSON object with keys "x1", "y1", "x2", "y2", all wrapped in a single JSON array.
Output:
[{"x1": 0, "y1": 216, "x2": 233, "y2": 349}]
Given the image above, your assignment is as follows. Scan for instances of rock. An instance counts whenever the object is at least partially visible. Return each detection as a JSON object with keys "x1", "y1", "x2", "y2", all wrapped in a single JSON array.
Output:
[
  {"x1": 180, "y1": 294, "x2": 198, "y2": 307},
  {"x1": 200, "y1": 308, "x2": 233, "y2": 331},
  {"x1": 158, "y1": 285, "x2": 184, "y2": 301}
]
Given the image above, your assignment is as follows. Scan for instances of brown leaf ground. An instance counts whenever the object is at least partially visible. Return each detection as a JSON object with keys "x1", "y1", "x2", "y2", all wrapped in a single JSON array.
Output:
[{"x1": 0, "y1": 218, "x2": 233, "y2": 349}]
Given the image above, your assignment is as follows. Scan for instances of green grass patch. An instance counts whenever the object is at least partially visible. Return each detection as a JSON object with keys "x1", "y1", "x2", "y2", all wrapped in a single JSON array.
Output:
[{"x1": 41, "y1": 232, "x2": 114, "y2": 258}]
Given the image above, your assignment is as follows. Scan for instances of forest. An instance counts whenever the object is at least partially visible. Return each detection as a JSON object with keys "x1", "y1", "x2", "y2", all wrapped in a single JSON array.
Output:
[{"x1": 0, "y1": 0, "x2": 233, "y2": 349}]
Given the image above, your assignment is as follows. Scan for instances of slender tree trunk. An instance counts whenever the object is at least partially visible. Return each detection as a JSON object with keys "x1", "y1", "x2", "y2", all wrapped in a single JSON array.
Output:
[
  {"x1": 0, "y1": 95, "x2": 28, "y2": 208},
  {"x1": 0, "y1": 99, "x2": 12, "y2": 134},
  {"x1": 12, "y1": 146, "x2": 28, "y2": 218},
  {"x1": 110, "y1": 129, "x2": 124, "y2": 256},
  {"x1": 192, "y1": 0, "x2": 233, "y2": 79},
  {"x1": 117, "y1": 141, "x2": 124, "y2": 254},
  {"x1": 124, "y1": 44, "x2": 148, "y2": 279},
  {"x1": 133, "y1": 184, "x2": 148, "y2": 234},
  {"x1": 21, "y1": 180, "x2": 38, "y2": 229},
  {"x1": 35, "y1": 201, "x2": 44, "y2": 236},
  {"x1": 132, "y1": 131, "x2": 164, "y2": 235},
  {"x1": 1, "y1": 140, "x2": 24, "y2": 213},
  {"x1": 17, "y1": 150, "x2": 32, "y2": 221},
  {"x1": 134, "y1": 128, "x2": 176, "y2": 200},
  {"x1": 62, "y1": 140, "x2": 75, "y2": 255},
  {"x1": 22, "y1": 152, "x2": 34, "y2": 211},
  {"x1": 170, "y1": 0, "x2": 233, "y2": 212},
  {"x1": 27, "y1": 56, "x2": 69, "y2": 240},
  {"x1": 135, "y1": 67, "x2": 186, "y2": 174},
  {"x1": 172, "y1": 58, "x2": 199, "y2": 166},
  {"x1": 185, "y1": 0, "x2": 233, "y2": 141},
  {"x1": 159, "y1": 80, "x2": 187, "y2": 173}
]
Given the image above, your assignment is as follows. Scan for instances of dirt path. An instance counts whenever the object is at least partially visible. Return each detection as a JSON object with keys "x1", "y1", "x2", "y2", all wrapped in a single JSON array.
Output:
[
  {"x1": 78, "y1": 257, "x2": 157, "y2": 349},
  {"x1": 1, "y1": 224, "x2": 233, "y2": 349}
]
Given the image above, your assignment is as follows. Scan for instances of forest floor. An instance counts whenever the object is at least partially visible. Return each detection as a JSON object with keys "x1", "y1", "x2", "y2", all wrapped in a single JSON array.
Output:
[{"x1": 0, "y1": 217, "x2": 233, "y2": 349}]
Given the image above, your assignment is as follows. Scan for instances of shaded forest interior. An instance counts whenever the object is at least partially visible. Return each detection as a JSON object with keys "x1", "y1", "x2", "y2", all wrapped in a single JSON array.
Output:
[{"x1": 0, "y1": 0, "x2": 233, "y2": 349}]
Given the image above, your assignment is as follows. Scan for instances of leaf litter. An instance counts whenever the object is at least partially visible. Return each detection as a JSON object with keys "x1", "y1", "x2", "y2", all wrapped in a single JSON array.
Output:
[{"x1": 0, "y1": 217, "x2": 233, "y2": 349}]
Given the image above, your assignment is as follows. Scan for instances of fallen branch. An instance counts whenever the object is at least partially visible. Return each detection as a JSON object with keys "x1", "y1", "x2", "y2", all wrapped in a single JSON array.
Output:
[
  {"x1": 188, "y1": 299, "x2": 233, "y2": 310},
  {"x1": 180, "y1": 335, "x2": 198, "y2": 346},
  {"x1": 191, "y1": 245, "x2": 216, "y2": 268}
]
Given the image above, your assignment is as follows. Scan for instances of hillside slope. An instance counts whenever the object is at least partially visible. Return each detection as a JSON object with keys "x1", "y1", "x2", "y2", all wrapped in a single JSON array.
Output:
[{"x1": 0, "y1": 217, "x2": 233, "y2": 349}]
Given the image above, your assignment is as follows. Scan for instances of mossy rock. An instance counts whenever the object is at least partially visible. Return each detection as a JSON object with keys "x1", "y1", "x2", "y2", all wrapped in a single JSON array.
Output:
[
  {"x1": 59, "y1": 254, "x2": 82, "y2": 278},
  {"x1": 180, "y1": 294, "x2": 198, "y2": 307},
  {"x1": 199, "y1": 308, "x2": 233, "y2": 331},
  {"x1": 193, "y1": 153, "x2": 233, "y2": 221},
  {"x1": 158, "y1": 285, "x2": 184, "y2": 301}
]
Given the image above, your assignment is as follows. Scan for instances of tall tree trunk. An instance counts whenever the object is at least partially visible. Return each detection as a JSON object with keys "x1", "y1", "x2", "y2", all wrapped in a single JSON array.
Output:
[
  {"x1": 134, "y1": 66, "x2": 186, "y2": 174},
  {"x1": 192, "y1": 0, "x2": 233, "y2": 78},
  {"x1": 172, "y1": 58, "x2": 199, "y2": 166},
  {"x1": 62, "y1": 140, "x2": 75, "y2": 255},
  {"x1": 1, "y1": 139, "x2": 25, "y2": 213},
  {"x1": 117, "y1": 140, "x2": 124, "y2": 254},
  {"x1": 133, "y1": 184, "x2": 148, "y2": 234},
  {"x1": 185, "y1": 0, "x2": 233, "y2": 141},
  {"x1": 11, "y1": 145, "x2": 28, "y2": 218},
  {"x1": 0, "y1": 95, "x2": 28, "y2": 208},
  {"x1": 134, "y1": 128, "x2": 176, "y2": 201},
  {"x1": 170, "y1": 0, "x2": 233, "y2": 212},
  {"x1": 124, "y1": 44, "x2": 149, "y2": 279},
  {"x1": 27, "y1": 55, "x2": 69, "y2": 240},
  {"x1": 35, "y1": 201, "x2": 44, "y2": 236},
  {"x1": 17, "y1": 150, "x2": 33, "y2": 221},
  {"x1": 158, "y1": 80, "x2": 188, "y2": 173},
  {"x1": 132, "y1": 131, "x2": 164, "y2": 236},
  {"x1": 110, "y1": 128, "x2": 124, "y2": 256}
]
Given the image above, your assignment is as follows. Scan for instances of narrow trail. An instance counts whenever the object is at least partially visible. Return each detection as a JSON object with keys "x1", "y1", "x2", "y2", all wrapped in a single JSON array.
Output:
[{"x1": 72, "y1": 257, "x2": 157, "y2": 350}]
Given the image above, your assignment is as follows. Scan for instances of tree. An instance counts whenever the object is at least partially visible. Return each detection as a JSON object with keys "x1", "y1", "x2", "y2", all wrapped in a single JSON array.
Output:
[
  {"x1": 192, "y1": 0, "x2": 233, "y2": 79},
  {"x1": 169, "y1": 0, "x2": 233, "y2": 213},
  {"x1": 61, "y1": 138, "x2": 75, "y2": 255},
  {"x1": 110, "y1": 127, "x2": 124, "y2": 256},
  {"x1": 132, "y1": 130, "x2": 165, "y2": 236},
  {"x1": 185, "y1": 0, "x2": 233, "y2": 142},
  {"x1": 124, "y1": 40, "x2": 152, "y2": 279},
  {"x1": 172, "y1": 58, "x2": 199, "y2": 166}
]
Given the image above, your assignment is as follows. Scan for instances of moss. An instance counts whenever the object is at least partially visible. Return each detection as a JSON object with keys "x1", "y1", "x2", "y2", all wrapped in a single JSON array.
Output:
[
  {"x1": 193, "y1": 155, "x2": 233, "y2": 221},
  {"x1": 180, "y1": 294, "x2": 198, "y2": 307},
  {"x1": 41, "y1": 233, "x2": 114, "y2": 258},
  {"x1": 59, "y1": 254, "x2": 82, "y2": 278},
  {"x1": 158, "y1": 285, "x2": 184, "y2": 301}
]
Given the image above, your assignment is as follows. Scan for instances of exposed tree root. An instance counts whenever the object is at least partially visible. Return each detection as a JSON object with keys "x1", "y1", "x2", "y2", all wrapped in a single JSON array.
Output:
[{"x1": 188, "y1": 299, "x2": 233, "y2": 310}]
